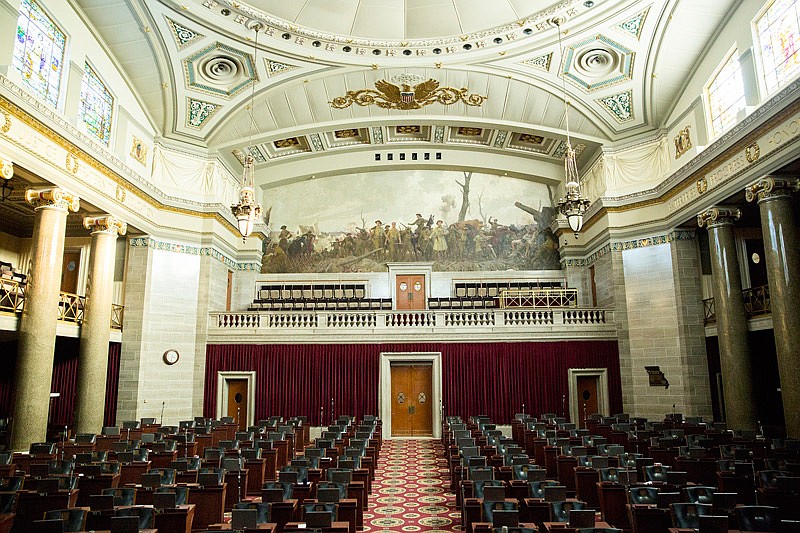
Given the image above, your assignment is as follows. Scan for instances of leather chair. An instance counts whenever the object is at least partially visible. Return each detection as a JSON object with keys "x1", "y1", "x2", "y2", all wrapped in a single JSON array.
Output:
[
  {"x1": 116, "y1": 505, "x2": 155, "y2": 529},
  {"x1": 671, "y1": 502, "x2": 712, "y2": 529},
  {"x1": 316, "y1": 481, "x2": 348, "y2": 501},
  {"x1": 682, "y1": 485, "x2": 715, "y2": 504},
  {"x1": 0, "y1": 493, "x2": 15, "y2": 514},
  {"x1": 44, "y1": 508, "x2": 87, "y2": 532},
  {"x1": 0, "y1": 476, "x2": 23, "y2": 492},
  {"x1": 482, "y1": 499, "x2": 518, "y2": 523},
  {"x1": 150, "y1": 467, "x2": 176, "y2": 485},
  {"x1": 263, "y1": 481, "x2": 293, "y2": 501},
  {"x1": 155, "y1": 485, "x2": 189, "y2": 505},
  {"x1": 551, "y1": 500, "x2": 586, "y2": 522},
  {"x1": 103, "y1": 487, "x2": 136, "y2": 507},
  {"x1": 529, "y1": 480, "x2": 560, "y2": 499},
  {"x1": 234, "y1": 501, "x2": 272, "y2": 524},
  {"x1": 629, "y1": 486, "x2": 659, "y2": 505},
  {"x1": 471, "y1": 479, "x2": 504, "y2": 499},
  {"x1": 643, "y1": 464, "x2": 670, "y2": 483},
  {"x1": 735, "y1": 505, "x2": 781, "y2": 532},
  {"x1": 303, "y1": 501, "x2": 337, "y2": 520}
]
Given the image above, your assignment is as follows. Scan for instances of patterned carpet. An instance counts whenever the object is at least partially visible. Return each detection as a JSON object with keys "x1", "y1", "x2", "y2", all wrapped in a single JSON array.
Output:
[{"x1": 365, "y1": 439, "x2": 461, "y2": 532}]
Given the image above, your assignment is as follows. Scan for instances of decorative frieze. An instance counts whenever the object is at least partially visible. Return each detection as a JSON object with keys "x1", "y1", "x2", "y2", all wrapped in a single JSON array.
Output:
[
  {"x1": 562, "y1": 230, "x2": 695, "y2": 266},
  {"x1": 129, "y1": 237, "x2": 261, "y2": 271}
]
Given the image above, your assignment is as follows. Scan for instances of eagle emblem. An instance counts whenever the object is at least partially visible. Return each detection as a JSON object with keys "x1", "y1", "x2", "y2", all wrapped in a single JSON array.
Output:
[{"x1": 330, "y1": 78, "x2": 487, "y2": 110}]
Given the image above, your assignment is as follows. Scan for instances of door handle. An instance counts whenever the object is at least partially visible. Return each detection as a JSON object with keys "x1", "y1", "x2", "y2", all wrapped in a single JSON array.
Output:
[{"x1": 408, "y1": 405, "x2": 416, "y2": 415}]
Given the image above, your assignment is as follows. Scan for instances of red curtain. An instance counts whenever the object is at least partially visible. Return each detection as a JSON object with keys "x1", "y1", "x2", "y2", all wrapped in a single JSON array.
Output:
[
  {"x1": 0, "y1": 339, "x2": 121, "y2": 429},
  {"x1": 205, "y1": 341, "x2": 621, "y2": 424}
]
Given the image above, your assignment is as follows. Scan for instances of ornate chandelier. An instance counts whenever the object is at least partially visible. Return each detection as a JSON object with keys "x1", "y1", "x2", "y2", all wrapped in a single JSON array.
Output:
[
  {"x1": 553, "y1": 17, "x2": 590, "y2": 238},
  {"x1": 231, "y1": 154, "x2": 261, "y2": 238},
  {"x1": 231, "y1": 23, "x2": 263, "y2": 240}
]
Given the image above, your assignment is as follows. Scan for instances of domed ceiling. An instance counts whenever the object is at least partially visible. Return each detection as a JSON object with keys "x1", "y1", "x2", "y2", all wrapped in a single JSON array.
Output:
[{"x1": 75, "y1": 0, "x2": 740, "y2": 189}]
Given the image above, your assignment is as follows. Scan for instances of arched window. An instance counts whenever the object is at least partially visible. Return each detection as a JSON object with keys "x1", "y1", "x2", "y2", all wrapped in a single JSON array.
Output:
[
  {"x1": 12, "y1": 0, "x2": 66, "y2": 108},
  {"x1": 755, "y1": 0, "x2": 800, "y2": 96},
  {"x1": 705, "y1": 50, "x2": 746, "y2": 138},
  {"x1": 80, "y1": 63, "x2": 114, "y2": 145}
]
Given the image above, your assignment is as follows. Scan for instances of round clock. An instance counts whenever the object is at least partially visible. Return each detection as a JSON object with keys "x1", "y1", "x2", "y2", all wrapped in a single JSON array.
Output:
[{"x1": 163, "y1": 349, "x2": 180, "y2": 365}]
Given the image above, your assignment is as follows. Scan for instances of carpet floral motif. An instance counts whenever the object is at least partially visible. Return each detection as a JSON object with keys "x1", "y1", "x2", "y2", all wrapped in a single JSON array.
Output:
[{"x1": 366, "y1": 439, "x2": 460, "y2": 532}]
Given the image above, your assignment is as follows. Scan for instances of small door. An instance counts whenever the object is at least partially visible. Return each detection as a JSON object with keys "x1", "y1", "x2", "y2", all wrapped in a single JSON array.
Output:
[
  {"x1": 396, "y1": 274, "x2": 426, "y2": 310},
  {"x1": 61, "y1": 251, "x2": 80, "y2": 294},
  {"x1": 226, "y1": 379, "x2": 248, "y2": 431},
  {"x1": 576, "y1": 375, "x2": 599, "y2": 429},
  {"x1": 390, "y1": 363, "x2": 433, "y2": 436}
]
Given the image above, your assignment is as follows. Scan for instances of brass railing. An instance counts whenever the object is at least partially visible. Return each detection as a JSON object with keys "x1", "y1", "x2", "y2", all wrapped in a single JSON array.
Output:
[
  {"x1": 57, "y1": 292, "x2": 84, "y2": 323},
  {"x1": 703, "y1": 285, "x2": 770, "y2": 325},
  {"x1": 499, "y1": 288, "x2": 578, "y2": 309},
  {"x1": 0, "y1": 279, "x2": 123, "y2": 330},
  {"x1": 0, "y1": 278, "x2": 25, "y2": 314}
]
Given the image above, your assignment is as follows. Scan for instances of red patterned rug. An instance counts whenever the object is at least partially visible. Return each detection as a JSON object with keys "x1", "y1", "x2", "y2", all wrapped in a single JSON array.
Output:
[{"x1": 365, "y1": 439, "x2": 461, "y2": 532}]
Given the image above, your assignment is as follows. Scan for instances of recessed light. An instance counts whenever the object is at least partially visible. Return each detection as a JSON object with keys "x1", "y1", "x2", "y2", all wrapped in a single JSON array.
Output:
[
  {"x1": 433, "y1": 48, "x2": 442, "y2": 54},
  {"x1": 584, "y1": 0, "x2": 595, "y2": 7},
  {"x1": 343, "y1": 46, "x2": 352, "y2": 52},
  {"x1": 403, "y1": 49, "x2": 412, "y2": 55},
  {"x1": 281, "y1": 33, "x2": 291, "y2": 40},
  {"x1": 493, "y1": 37, "x2": 503, "y2": 44},
  {"x1": 463, "y1": 43, "x2": 472, "y2": 50},
  {"x1": 523, "y1": 28, "x2": 533, "y2": 35},
  {"x1": 312, "y1": 41, "x2": 321, "y2": 47}
]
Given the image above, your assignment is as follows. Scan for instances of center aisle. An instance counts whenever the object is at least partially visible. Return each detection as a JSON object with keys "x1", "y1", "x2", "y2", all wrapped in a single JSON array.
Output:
[{"x1": 365, "y1": 439, "x2": 462, "y2": 532}]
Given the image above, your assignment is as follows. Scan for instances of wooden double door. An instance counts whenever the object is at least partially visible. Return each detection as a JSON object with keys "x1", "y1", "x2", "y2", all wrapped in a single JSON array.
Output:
[{"x1": 390, "y1": 363, "x2": 433, "y2": 436}]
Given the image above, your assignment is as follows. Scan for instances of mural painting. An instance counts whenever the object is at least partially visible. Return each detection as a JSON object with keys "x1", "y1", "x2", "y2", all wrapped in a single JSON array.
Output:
[{"x1": 261, "y1": 170, "x2": 560, "y2": 273}]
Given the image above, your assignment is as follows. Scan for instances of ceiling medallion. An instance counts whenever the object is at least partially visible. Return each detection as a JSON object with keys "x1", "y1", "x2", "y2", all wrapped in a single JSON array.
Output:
[{"x1": 330, "y1": 78, "x2": 487, "y2": 110}]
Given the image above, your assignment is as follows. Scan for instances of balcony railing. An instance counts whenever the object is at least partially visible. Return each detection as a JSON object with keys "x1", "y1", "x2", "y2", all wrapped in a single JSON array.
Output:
[
  {"x1": 0, "y1": 278, "x2": 124, "y2": 330},
  {"x1": 703, "y1": 284, "x2": 770, "y2": 325},
  {"x1": 499, "y1": 288, "x2": 578, "y2": 308},
  {"x1": 209, "y1": 307, "x2": 615, "y2": 342}
]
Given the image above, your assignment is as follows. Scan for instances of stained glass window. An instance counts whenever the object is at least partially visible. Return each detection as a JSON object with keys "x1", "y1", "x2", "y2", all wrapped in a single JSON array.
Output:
[
  {"x1": 756, "y1": 0, "x2": 800, "y2": 95},
  {"x1": 706, "y1": 50, "x2": 746, "y2": 138},
  {"x1": 12, "y1": 0, "x2": 66, "y2": 108},
  {"x1": 79, "y1": 63, "x2": 114, "y2": 145}
]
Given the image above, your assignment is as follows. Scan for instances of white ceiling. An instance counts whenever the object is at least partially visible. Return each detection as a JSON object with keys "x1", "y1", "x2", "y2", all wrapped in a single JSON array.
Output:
[{"x1": 73, "y1": 0, "x2": 742, "y2": 186}]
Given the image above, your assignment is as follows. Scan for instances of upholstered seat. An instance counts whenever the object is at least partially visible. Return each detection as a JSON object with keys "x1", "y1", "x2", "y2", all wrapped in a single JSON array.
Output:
[
  {"x1": 44, "y1": 508, "x2": 87, "y2": 532},
  {"x1": 629, "y1": 486, "x2": 659, "y2": 505},
  {"x1": 682, "y1": 485, "x2": 715, "y2": 504},
  {"x1": 735, "y1": 505, "x2": 781, "y2": 532},
  {"x1": 551, "y1": 500, "x2": 587, "y2": 522},
  {"x1": 671, "y1": 502, "x2": 712, "y2": 529},
  {"x1": 234, "y1": 501, "x2": 272, "y2": 524},
  {"x1": 103, "y1": 487, "x2": 136, "y2": 507},
  {"x1": 116, "y1": 505, "x2": 155, "y2": 529}
]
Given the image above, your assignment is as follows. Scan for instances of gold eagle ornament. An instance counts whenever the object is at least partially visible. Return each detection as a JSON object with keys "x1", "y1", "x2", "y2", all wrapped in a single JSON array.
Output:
[{"x1": 330, "y1": 78, "x2": 487, "y2": 110}]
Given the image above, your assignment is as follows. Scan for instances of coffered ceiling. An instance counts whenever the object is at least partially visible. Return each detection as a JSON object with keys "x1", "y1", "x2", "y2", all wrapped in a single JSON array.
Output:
[{"x1": 73, "y1": 0, "x2": 742, "y2": 187}]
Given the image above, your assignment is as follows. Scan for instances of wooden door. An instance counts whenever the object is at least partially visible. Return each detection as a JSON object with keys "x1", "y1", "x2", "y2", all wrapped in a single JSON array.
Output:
[
  {"x1": 576, "y1": 375, "x2": 599, "y2": 429},
  {"x1": 61, "y1": 251, "x2": 80, "y2": 294},
  {"x1": 390, "y1": 364, "x2": 433, "y2": 436},
  {"x1": 227, "y1": 379, "x2": 248, "y2": 431},
  {"x1": 395, "y1": 274, "x2": 426, "y2": 310}
]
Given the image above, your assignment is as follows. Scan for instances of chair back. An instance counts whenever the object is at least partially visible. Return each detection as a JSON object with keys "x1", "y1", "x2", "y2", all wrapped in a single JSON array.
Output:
[
  {"x1": 629, "y1": 486, "x2": 659, "y2": 505},
  {"x1": 102, "y1": 487, "x2": 136, "y2": 507},
  {"x1": 671, "y1": 502, "x2": 712, "y2": 529},
  {"x1": 734, "y1": 505, "x2": 781, "y2": 532},
  {"x1": 551, "y1": 500, "x2": 586, "y2": 522},
  {"x1": 683, "y1": 485, "x2": 716, "y2": 504},
  {"x1": 115, "y1": 505, "x2": 155, "y2": 529},
  {"x1": 43, "y1": 508, "x2": 87, "y2": 532}
]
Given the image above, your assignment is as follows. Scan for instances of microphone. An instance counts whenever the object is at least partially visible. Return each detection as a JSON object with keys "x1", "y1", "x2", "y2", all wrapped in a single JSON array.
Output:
[{"x1": 161, "y1": 401, "x2": 166, "y2": 425}]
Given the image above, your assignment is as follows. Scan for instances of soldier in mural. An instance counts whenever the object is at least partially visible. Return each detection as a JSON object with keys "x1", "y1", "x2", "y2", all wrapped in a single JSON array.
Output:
[{"x1": 261, "y1": 172, "x2": 562, "y2": 273}]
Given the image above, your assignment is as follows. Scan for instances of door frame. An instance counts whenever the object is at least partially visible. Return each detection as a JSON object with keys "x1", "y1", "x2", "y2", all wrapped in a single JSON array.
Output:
[
  {"x1": 567, "y1": 368, "x2": 609, "y2": 425},
  {"x1": 216, "y1": 371, "x2": 256, "y2": 428},
  {"x1": 379, "y1": 352, "x2": 442, "y2": 440},
  {"x1": 386, "y1": 262, "x2": 433, "y2": 309}
]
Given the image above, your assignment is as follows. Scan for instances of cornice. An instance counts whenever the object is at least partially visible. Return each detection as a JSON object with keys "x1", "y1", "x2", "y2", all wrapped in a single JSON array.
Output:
[
  {"x1": 130, "y1": 237, "x2": 261, "y2": 270},
  {"x1": 561, "y1": 229, "x2": 695, "y2": 267}
]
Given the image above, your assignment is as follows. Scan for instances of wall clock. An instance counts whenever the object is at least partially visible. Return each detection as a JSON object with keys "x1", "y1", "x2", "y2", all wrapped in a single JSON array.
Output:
[{"x1": 163, "y1": 349, "x2": 180, "y2": 365}]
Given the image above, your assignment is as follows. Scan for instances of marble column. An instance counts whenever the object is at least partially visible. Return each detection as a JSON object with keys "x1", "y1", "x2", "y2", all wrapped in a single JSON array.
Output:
[
  {"x1": 746, "y1": 176, "x2": 800, "y2": 438},
  {"x1": 74, "y1": 216, "x2": 127, "y2": 435},
  {"x1": 697, "y1": 207, "x2": 757, "y2": 430},
  {"x1": 10, "y1": 188, "x2": 80, "y2": 451}
]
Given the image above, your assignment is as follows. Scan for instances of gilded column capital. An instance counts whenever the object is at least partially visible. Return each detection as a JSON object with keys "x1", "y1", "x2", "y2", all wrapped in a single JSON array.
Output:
[
  {"x1": 745, "y1": 176, "x2": 800, "y2": 203},
  {"x1": 25, "y1": 188, "x2": 80, "y2": 212},
  {"x1": 697, "y1": 206, "x2": 741, "y2": 229},
  {"x1": 0, "y1": 157, "x2": 13, "y2": 180},
  {"x1": 83, "y1": 215, "x2": 127, "y2": 236}
]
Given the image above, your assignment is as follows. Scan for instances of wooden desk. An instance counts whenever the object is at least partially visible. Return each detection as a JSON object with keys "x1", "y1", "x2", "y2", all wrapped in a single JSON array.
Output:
[
  {"x1": 284, "y1": 521, "x2": 349, "y2": 533},
  {"x1": 262, "y1": 449, "x2": 278, "y2": 481},
  {"x1": 0, "y1": 513, "x2": 13, "y2": 533},
  {"x1": 187, "y1": 483, "x2": 227, "y2": 530},
  {"x1": 268, "y1": 499, "x2": 298, "y2": 531},
  {"x1": 246, "y1": 458, "x2": 267, "y2": 496},
  {"x1": 119, "y1": 460, "x2": 151, "y2": 486},
  {"x1": 304, "y1": 499, "x2": 358, "y2": 533},
  {"x1": 11, "y1": 489, "x2": 79, "y2": 533},
  {"x1": 541, "y1": 521, "x2": 613, "y2": 532},
  {"x1": 154, "y1": 503, "x2": 195, "y2": 533},
  {"x1": 205, "y1": 523, "x2": 277, "y2": 531},
  {"x1": 76, "y1": 473, "x2": 121, "y2": 506},
  {"x1": 224, "y1": 469, "x2": 249, "y2": 511},
  {"x1": 471, "y1": 522, "x2": 539, "y2": 533},
  {"x1": 150, "y1": 450, "x2": 178, "y2": 469}
]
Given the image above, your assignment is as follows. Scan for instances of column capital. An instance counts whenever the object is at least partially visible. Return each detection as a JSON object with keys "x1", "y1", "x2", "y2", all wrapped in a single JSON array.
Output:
[
  {"x1": 697, "y1": 206, "x2": 741, "y2": 229},
  {"x1": 745, "y1": 176, "x2": 800, "y2": 203},
  {"x1": 25, "y1": 188, "x2": 80, "y2": 212},
  {"x1": 0, "y1": 157, "x2": 13, "y2": 180},
  {"x1": 83, "y1": 215, "x2": 127, "y2": 236}
]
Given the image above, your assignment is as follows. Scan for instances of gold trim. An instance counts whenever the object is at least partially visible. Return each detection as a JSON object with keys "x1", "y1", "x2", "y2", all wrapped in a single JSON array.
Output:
[
  {"x1": 0, "y1": 96, "x2": 245, "y2": 239},
  {"x1": 330, "y1": 78, "x2": 487, "y2": 110},
  {"x1": 65, "y1": 152, "x2": 79, "y2": 175},
  {"x1": 0, "y1": 109, "x2": 10, "y2": 134},
  {"x1": 745, "y1": 141, "x2": 760, "y2": 163}
]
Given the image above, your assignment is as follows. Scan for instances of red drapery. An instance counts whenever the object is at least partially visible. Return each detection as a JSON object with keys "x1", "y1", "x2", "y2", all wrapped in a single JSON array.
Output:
[
  {"x1": 205, "y1": 341, "x2": 622, "y2": 424},
  {"x1": 0, "y1": 340, "x2": 121, "y2": 429}
]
